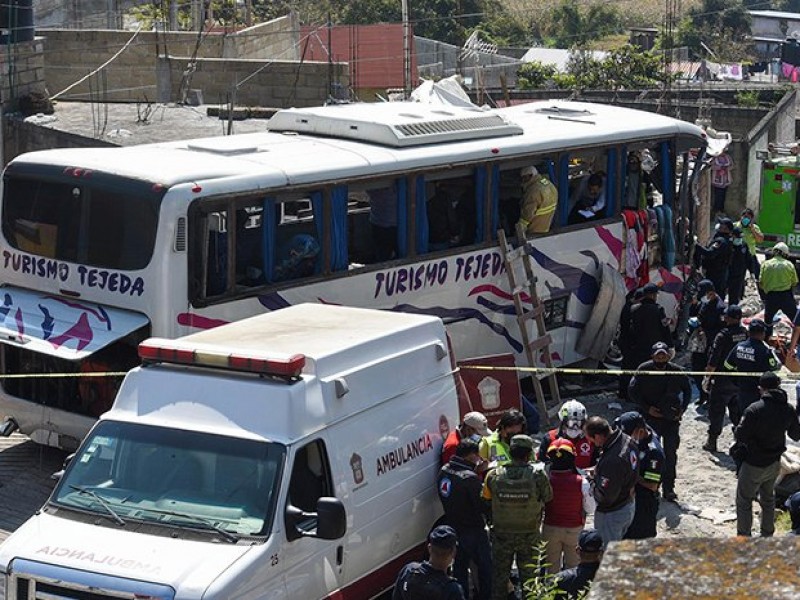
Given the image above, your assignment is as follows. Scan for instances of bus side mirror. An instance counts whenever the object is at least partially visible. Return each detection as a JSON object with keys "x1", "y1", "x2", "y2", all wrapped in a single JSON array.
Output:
[
  {"x1": 51, "y1": 453, "x2": 75, "y2": 481},
  {"x1": 315, "y1": 497, "x2": 346, "y2": 540}
]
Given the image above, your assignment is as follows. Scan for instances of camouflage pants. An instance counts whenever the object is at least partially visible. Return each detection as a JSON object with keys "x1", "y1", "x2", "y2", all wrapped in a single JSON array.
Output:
[{"x1": 491, "y1": 530, "x2": 541, "y2": 600}]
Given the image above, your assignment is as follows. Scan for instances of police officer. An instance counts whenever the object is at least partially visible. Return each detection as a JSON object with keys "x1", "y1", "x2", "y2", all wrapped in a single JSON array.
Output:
[
  {"x1": 627, "y1": 282, "x2": 672, "y2": 370},
  {"x1": 618, "y1": 287, "x2": 644, "y2": 399},
  {"x1": 553, "y1": 529, "x2": 604, "y2": 599},
  {"x1": 696, "y1": 280, "x2": 727, "y2": 350},
  {"x1": 723, "y1": 318, "x2": 781, "y2": 418},
  {"x1": 393, "y1": 525, "x2": 465, "y2": 600},
  {"x1": 437, "y1": 439, "x2": 491, "y2": 600},
  {"x1": 482, "y1": 434, "x2": 552, "y2": 600},
  {"x1": 727, "y1": 227, "x2": 748, "y2": 306},
  {"x1": 696, "y1": 217, "x2": 733, "y2": 298},
  {"x1": 702, "y1": 304, "x2": 748, "y2": 452},
  {"x1": 759, "y1": 242, "x2": 798, "y2": 326},
  {"x1": 628, "y1": 342, "x2": 692, "y2": 502},
  {"x1": 616, "y1": 412, "x2": 665, "y2": 539}
]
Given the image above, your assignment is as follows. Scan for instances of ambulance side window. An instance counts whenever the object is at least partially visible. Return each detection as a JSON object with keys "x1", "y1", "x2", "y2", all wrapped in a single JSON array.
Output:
[{"x1": 288, "y1": 440, "x2": 332, "y2": 514}]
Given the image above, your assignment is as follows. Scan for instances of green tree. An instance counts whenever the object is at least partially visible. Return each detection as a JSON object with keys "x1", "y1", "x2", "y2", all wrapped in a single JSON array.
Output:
[
  {"x1": 677, "y1": 0, "x2": 752, "y2": 62},
  {"x1": 517, "y1": 60, "x2": 558, "y2": 89},
  {"x1": 548, "y1": 0, "x2": 622, "y2": 48}
]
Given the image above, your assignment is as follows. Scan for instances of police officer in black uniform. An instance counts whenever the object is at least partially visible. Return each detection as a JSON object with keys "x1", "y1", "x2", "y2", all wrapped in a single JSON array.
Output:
[
  {"x1": 627, "y1": 282, "x2": 672, "y2": 370},
  {"x1": 628, "y1": 342, "x2": 692, "y2": 502},
  {"x1": 696, "y1": 280, "x2": 727, "y2": 352},
  {"x1": 553, "y1": 529, "x2": 604, "y2": 599},
  {"x1": 696, "y1": 218, "x2": 734, "y2": 298},
  {"x1": 702, "y1": 305, "x2": 748, "y2": 452},
  {"x1": 393, "y1": 525, "x2": 465, "y2": 600},
  {"x1": 616, "y1": 412, "x2": 665, "y2": 540},
  {"x1": 437, "y1": 439, "x2": 491, "y2": 600},
  {"x1": 723, "y1": 318, "x2": 781, "y2": 419}
]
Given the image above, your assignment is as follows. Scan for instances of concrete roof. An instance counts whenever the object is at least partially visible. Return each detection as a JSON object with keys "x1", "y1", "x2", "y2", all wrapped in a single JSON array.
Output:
[
  {"x1": 24, "y1": 101, "x2": 270, "y2": 147},
  {"x1": 750, "y1": 9, "x2": 800, "y2": 20},
  {"x1": 520, "y1": 47, "x2": 607, "y2": 72}
]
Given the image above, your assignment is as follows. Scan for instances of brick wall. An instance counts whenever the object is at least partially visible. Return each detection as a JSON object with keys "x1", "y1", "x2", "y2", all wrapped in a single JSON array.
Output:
[{"x1": 2, "y1": 117, "x2": 117, "y2": 164}]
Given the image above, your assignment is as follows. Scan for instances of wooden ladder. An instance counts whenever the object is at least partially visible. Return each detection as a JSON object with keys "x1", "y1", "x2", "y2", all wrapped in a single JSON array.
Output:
[{"x1": 498, "y1": 224, "x2": 561, "y2": 427}]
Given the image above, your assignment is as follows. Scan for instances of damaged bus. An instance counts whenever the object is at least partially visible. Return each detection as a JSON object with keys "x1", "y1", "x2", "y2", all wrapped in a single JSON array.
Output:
[{"x1": 0, "y1": 100, "x2": 706, "y2": 449}]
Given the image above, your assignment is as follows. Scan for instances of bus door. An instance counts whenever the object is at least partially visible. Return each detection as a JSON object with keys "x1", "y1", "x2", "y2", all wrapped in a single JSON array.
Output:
[{"x1": 760, "y1": 160, "x2": 798, "y2": 248}]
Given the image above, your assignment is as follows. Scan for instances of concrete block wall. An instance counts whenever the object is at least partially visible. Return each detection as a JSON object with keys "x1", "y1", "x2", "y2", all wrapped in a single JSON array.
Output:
[
  {"x1": 0, "y1": 37, "x2": 47, "y2": 107},
  {"x1": 223, "y1": 15, "x2": 299, "y2": 61},
  {"x1": 41, "y1": 28, "x2": 341, "y2": 106},
  {"x1": 169, "y1": 57, "x2": 347, "y2": 107},
  {"x1": 3, "y1": 116, "x2": 117, "y2": 164}
]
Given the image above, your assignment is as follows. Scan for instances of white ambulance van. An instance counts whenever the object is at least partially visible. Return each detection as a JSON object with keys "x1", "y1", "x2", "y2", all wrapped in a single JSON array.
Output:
[{"x1": 0, "y1": 304, "x2": 460, "y2": 599}]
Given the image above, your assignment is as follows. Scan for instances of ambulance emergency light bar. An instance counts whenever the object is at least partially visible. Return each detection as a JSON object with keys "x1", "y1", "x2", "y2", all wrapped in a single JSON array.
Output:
[{"x1": 138, "y1": 338, "x2": 306, "y2": 379}]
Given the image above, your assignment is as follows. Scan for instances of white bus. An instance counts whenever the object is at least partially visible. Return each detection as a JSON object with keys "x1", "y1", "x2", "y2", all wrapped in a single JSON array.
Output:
[{"x1": 0, "y1": 100, "x2": 706, "y2": 449}]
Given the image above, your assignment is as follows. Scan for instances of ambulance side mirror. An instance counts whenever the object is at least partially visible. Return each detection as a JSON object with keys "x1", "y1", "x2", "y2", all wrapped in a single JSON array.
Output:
[
  {"x1": 285, "y1": 497, "x2": 346, "y2": 541},
  {"x1": 315, "y1": 497, "x2": 347, "y2": 540},
  {"x1": 51, "y1": 453, "x2": 75, "y2": 481}
]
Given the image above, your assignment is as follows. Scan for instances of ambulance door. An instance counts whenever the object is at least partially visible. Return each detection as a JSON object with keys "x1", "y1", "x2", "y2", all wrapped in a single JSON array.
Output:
[
  {"x1": 760, "y1": 162, "x2": 796, "y2": 245},
  {"x1": 280, "y1": 437, "x2": 346, "y2": 599}
]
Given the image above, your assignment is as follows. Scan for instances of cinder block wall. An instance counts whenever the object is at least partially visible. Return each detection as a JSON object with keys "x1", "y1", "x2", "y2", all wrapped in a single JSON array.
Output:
[
  {"x1": 41, "y1": 26, "x2": 345, "y2": 106},
  {"x1": 0, "y1": 37, "x2": 47, "y2": 107},
  {"x1": 223, "y1": 15, "x2": 299, "y2": 61}
]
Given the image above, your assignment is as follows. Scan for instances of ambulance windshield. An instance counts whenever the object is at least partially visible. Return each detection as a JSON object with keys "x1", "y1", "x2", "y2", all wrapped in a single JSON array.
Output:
[{"x1": 51, "y1": 420, "x2": 284, "y2": 539}]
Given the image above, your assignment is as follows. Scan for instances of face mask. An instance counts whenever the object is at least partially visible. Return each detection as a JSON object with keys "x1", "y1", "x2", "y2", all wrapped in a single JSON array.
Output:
[
  {"x1": 733, "y1": 238, "x2": 743, "y2": 246},
  {"x1": 565, "y1": 426, "x2": 583, "y2": 438},
  {"x1": 741, "y1": 218, "x2": 751, "y2": 227},
  {"x1": 469, "y1": 433, "x2": 482, "y2": 443}
]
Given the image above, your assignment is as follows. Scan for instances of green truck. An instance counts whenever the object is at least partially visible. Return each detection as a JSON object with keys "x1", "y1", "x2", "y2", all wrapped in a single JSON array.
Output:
[{"x1": 757, "y1": 148, "x2": 800, "y2": 257}]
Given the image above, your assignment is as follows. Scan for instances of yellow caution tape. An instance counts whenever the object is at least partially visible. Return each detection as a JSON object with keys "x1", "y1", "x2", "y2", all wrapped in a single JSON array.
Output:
[{"x1": 459, "y1": 365, "x2": 800, "y2": 379}]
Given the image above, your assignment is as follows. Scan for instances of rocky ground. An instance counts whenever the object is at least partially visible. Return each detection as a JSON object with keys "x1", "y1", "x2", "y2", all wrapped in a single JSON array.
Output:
[{"x1": 550, "y1": 276, "x2": 798, "y2": 539}]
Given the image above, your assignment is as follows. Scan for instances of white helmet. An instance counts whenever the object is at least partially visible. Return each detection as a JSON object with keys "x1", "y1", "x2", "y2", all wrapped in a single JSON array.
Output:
[
  {"x1": 558, "y1": 400, "x2": 587, "y2": 424},
  {"x1": 774, "y1": 242, "x2": 790, "y2": 257}
]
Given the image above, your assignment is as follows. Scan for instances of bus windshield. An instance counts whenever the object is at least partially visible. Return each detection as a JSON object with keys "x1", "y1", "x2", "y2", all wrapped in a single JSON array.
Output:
[
  {"x1": 51, "y1": 420, "x2": 284, "y2": 538},
  {"x1": 2, "y1": 168, "x2": 164, "y2": 270}
]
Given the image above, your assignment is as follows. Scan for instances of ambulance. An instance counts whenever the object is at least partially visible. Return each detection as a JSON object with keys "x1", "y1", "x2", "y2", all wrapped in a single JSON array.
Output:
[{"x1": 0, "y1": 304, "x2": 460, "y2": 599}]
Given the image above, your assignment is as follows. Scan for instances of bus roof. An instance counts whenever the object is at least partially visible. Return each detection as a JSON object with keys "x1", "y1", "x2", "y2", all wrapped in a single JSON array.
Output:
[{"x1": 9, "y1": 100, "x2": 706, "y2": 190}]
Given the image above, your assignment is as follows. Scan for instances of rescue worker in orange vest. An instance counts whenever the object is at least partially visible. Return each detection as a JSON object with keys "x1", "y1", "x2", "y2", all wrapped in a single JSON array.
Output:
[{"x1": 517, "y1": 166, "x2": 558, "y2": 235}]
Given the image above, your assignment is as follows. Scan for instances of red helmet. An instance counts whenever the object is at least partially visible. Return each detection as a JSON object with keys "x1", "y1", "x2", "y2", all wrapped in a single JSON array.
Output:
[{"x1": 547, "y1": 437, "x2": 576, "y2": 459}]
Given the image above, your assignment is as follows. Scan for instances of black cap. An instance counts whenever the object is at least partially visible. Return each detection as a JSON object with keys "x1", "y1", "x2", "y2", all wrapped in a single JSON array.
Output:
[
  {"x1": 651, "y1": 341, "x2": 670, "y2": 356},
  {"x1": 725, "y1": 305, "x2": 743, "y2": 319},
  {"x1": 719, "y1": 217, "x2": 734, "y2": 229},
  {"x1": 759, "y1": 371, "x2": 781, "y2": 390},
  {"x1": 748, "y1": 318, "x2": 767, "y2": 333},
  {"x1": 787, "y1": 490, "x2": 800, "y2": 514},
  {"x1": 578, "y1": 529, "x2": 604, "y2": 552},
  {"x1": 633, "y1": 287, "x2": 645, "y2": 300},
  {"x1": 698, "y1": 279, "x2": 715, "y2": 294},
  {"x1": 642, "y1": 282, "x2": 659, "y2": 295},
  {"x1": 614, "y1": 411, "x2": 647, "y2": 435},
  {"x1": 428, "y1": 525, "x2": 458, "y2": 549}
]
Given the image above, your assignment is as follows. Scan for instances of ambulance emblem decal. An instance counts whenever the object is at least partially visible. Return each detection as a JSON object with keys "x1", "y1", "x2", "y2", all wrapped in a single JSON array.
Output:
[{"x1": 350, "y1": 452, "x2": 364, "y2": 485}]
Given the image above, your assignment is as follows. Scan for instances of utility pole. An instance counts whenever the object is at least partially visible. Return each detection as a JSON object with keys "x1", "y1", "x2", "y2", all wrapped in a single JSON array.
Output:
[{"x1": 402, "y1": 0, "x2": 411, "y2": 98}]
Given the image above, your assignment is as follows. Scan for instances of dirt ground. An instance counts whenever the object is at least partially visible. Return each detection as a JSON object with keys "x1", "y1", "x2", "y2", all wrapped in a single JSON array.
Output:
[{"x1": 547, "y1": 277, "x2": 798, "y2": 538}]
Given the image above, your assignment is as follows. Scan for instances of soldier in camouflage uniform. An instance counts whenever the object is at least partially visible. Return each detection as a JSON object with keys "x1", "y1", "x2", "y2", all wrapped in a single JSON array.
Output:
[{"x1": 482, "y1": 434, "x2": 553, "y2": 600}]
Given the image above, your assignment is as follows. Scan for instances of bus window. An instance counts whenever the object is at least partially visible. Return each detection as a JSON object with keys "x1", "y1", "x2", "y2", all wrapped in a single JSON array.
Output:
[
  {"x1": 423, "y1": 171, "x2": 476, "y2": 253},
  {"x1": 235, "y1": 203, "x2": 266, "y2": 288},
  {"x1": 622, "y1": 147, "x2": 660, "y2": 209},
  {"x1": 272, "y1": 193, "x2": 320, "y2": 283},
  {"x1": 567, "y1": 152, "x2": 610, "y2": 225},
  {"x1": 369, "y1": 186, "x2": 398, "y2": 262},
  {"x1": 2, "y1": 174, "x2": 161, "y2": 270},
  {"x1": 497, "y1": 158, "x2": 559, "y2": 236}
]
